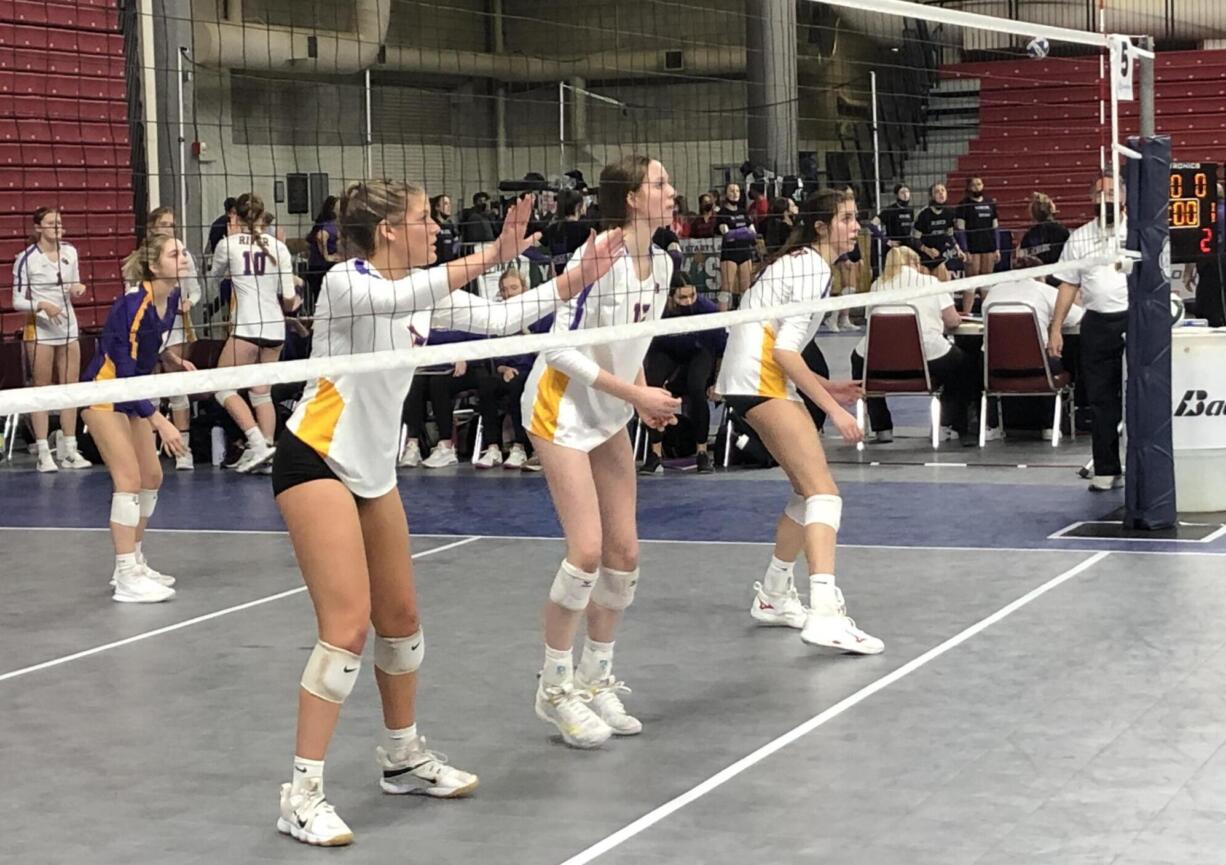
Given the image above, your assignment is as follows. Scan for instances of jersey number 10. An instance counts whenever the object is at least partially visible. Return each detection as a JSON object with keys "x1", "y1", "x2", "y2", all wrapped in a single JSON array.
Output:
[{"x1": 242, "y1": 251, "x2": 267, "y2": 276}]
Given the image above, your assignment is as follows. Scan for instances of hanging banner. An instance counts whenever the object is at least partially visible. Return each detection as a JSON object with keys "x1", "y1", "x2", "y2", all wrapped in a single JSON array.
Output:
[{"x1": 1109, "y1": 35, "x2": 1135, "y2": 103}]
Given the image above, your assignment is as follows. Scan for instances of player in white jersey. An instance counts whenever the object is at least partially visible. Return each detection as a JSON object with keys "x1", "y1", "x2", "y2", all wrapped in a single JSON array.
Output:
[
  {"x1": 522, "y1": 156, "x2": 682, "y2": 749},
  {"x1": 144, "y1": 208, "x2": 203, "y2": 470},
  {"x1": 11, "y1": 206, "x2": 91, "y2": 471},
  {"x1": 716, "y1": 189, "x2": 883, "y2": 655},
  {"x1": 208, "y1": 193, "x2": 300, "y2": 474},
  {"x1": 269, "y1": 181, "x2": 624, "y2": 848}
]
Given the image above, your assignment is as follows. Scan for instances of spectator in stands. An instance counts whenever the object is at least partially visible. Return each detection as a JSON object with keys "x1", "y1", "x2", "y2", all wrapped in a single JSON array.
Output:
[
  {"x1": 956, "y1": 176, "x2": 1001, "y2": 313},
  {"x1": 689, "y1": 193, "x2": 718, "y2": 238},
  {"x1": 1018, "y1": 192, "x2": 1070, "y2": 266},
  {"x1": 670, "y1": 195, "x2": 692, "y2": 239},
  {"x1": 851, "y1": 245, "x2": 980, "y2": 446},
  {"x1": 145, "y1": 207, "x2": 202, "y2": 470},
  {"x1": 304, "y1": 196, "x2": 341, "y2": 310},
  {"x1": 1049, "y1": 175, "x2": 1128, "y2": 491},
  {"x1": 430, "y1": 195, "x2": 460, "y2": 264},
  {"x1": 762, "y1": 196, "x2": 798, "y2": 256},
  {"x1": 12, "y1": 206, "x2": 90, "y2": 471},
  {"x1": 399, "y1": 330, "x2": 485, "y2": 470},
  {"x1": 875, "y1": 183, "x2": 916, "y2": 251},
  {"x1": 983, "y1": 254, "x2": 1084, "y2": 378},
  {"x1": 913, "y1": 182, "x2": 963, "y2": 282},
  {"x1": 472, "y1": 269, "x2": 545, "y2": 470},
  {"x1": 206, "y1": 197, "x2": 238, "y2": 254},
  {"x1": 461, "y1": 192, "x2": 497, "y2": 251},
  {"x1": 543, "y1": 189, "x2": 590, "y2": 262},
  {"x1": 640, "y1": 274, "x2": 726, "y2": 474},
  {"x1": 717, "y1": 182, "x2": 756, "y2": 310}
]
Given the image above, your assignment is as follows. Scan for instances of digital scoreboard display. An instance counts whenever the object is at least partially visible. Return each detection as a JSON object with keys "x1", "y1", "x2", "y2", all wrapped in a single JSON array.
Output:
[{"x1": 1169, "y1": 162, "x2": 1218, "y2": 263}]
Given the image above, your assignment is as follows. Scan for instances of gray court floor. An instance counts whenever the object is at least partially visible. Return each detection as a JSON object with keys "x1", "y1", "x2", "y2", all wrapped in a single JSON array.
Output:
[{"x1": 3, "y1": 528, "x2": 1223, "y2": 865}]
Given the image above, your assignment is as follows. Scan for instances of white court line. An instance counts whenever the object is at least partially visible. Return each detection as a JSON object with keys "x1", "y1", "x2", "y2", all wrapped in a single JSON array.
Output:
[
  {"x1": 3, "y1": 526, "x2": 1226, "y2": 556},
  {"x1": 556, "y1": 550, "x2": 1112, "y2": 865},
  {"x1": 0, "y1": 536, "x2": 482, "y2": 685}
]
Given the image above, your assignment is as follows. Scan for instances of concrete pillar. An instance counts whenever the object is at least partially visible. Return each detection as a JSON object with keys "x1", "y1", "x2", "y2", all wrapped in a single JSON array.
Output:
[
  {"x1": 746, "y1": 0, "x2": 797, "y2": 176},
  {"x1": 569, "y1": 76, "x2": 587, "y2": 169},
  {"x1": 151, "y1": 0, "x2": 200, "y2": 247}
]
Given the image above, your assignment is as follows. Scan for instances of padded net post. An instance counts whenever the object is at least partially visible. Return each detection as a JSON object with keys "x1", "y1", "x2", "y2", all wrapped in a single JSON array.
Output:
[{"x1": 1124, "y1": 134, "x2": 1176, "y2": 531}]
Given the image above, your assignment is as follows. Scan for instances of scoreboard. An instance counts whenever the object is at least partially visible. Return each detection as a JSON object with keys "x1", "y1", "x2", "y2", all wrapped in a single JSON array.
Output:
[{"x1": 1169, "y1": 162, "x2": 1218, "y2": 263}]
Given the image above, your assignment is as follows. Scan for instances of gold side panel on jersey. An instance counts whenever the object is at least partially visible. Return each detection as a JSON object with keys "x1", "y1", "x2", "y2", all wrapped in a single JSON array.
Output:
[
  {"x1": 756, "y1": 326, "x2": 787, "y2": 399},
  {"x1": 90, "y1": 357, "x2": 117, "y2": 411},
  {"x1": 529, "y1": 366, "x2": 570, "y2": 441},
  {"x1": 295, "y1": 377, "x2": 346, "y2": 457}
]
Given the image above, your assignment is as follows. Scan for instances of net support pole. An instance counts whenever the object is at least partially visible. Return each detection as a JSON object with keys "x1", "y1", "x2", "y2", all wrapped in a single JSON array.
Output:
[
  {"x1": 558, "y1": 81, "x2": 566, "y2": 173},
  {"x1": 177, "y1": 47, "x2": 188, "y2": 233},
  {"x1": 1124, "y1": 134, "x2": 1176, "y2": 530},
  {"x1": 1139, "y1": 35, "x2": 1155, "y2": 138},
  {"x1": 871, "y1": 70, "x2": 881, "y2": 216},
  {"x1": 746, "y1": 0, "x2": 798, "y2": 175},
  {"x1": 364, "y1": 68, "x2": 373, "y2": 178},
  {"x1": 139, "y1": 0, "x2": 159, "y2": 205}
]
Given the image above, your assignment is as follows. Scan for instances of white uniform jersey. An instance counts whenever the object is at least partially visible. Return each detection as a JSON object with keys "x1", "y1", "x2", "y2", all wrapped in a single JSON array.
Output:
[
  {"x1": 717, "y1": 247, "x2": 831, "y2": 402},
  {"x1": 522, "y1": 244, "x2": 673, "y2": 451},
  {"x1": 12, "y1": 242, "x2": 80, "y2": 345},
  {"x1": 209, "y1": 233, "x2": 295, "y2": 343},
  {"x1": 287, "y1": 258, "x2": 563, "y2": 498}
]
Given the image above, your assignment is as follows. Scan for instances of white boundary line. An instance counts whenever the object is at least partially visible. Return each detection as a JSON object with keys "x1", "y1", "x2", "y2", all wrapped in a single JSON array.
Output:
[
  {"x1": 0, "y1": 536, "x2": 482, "y2": 685},
  {"x1": 1048, "y1": 520, "x2": 1226, "y2": 544},
  {"x1": 2, "y1": 526, "x2": 1225, "y2": 556},
  {"x1": 555, "y1": 550, "x2": 1112, "y2": 865}
]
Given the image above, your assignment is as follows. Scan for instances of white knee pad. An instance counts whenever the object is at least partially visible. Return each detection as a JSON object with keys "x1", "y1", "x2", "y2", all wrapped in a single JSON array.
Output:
[
  {"x1": 373, "y1": 629, "x2": 424, "y2": 676},
  {"x1": 138, "y1": 488, "x2": 158, "y2": 519},
  {"x1": 249, "y1": 391, "x2": 272, "y2": 407},
  {"x1": 168, "y1": 394, "x2": 190, "y2": 412},
  {"x1": 803, "y1": 494, "x2": 842, "y2": 531},
  {"x1": 109, "y1": 492, "x2": 140, "y2": 527},
  {"x1": 591, "y1": 566, "x2": 639, "y2": 612},
  {"x1": 300, "y1": 640, "x2": 361, "y2": 704},
  {"x1": 716, "y1": 290, "x2": 732, "y2": 305},
  {"x1": 783, "y1": 493, "x2": 806, "y2": 525},
  {"x1": 548, "y1": 560, "x2": 598, "y2": 612},
  {"x1": 215, "y1": 389, "x2": 238, "y2": 406}
]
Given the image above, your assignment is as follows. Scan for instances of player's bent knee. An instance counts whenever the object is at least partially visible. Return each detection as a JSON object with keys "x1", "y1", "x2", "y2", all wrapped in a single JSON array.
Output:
[
  {"x1": 591, "y1": 566, "x2": 639, "y2": 611},
  {"x1": 110, "y1": 492, "x2": 140, "y2": 527},
  {"x1": 138, "y1": 488, "x2": 158, "y2": 519},
  {"x1": 803, "y1": 494, "x2": 842, "y2": 532},
  {"x1": 250, "y1": 390, "x2": 272, "y2": 407},
  {"x1": 549, "y1": 560, "x2": 598, "y2": 611},
  {"x1": 300, "y1": 640, "x2": 361, "y2": 704},
  {"x1": 373, "y1": 629, "x2": 424, "y2": 675},
  {"x1": 215, "y1": 389, "x2": 238, "y2": 406},
  {"x1": 168, "y1": 394, "x2": 190, "y2": 413}
]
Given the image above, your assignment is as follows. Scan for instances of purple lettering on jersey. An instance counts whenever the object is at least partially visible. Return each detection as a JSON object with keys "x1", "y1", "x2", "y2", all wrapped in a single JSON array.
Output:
[
  {"x1": 354, "y1": 259, "x2": 371, "y2": 276},
  {"x1": 569, "y1": 284, "x2": 594, "y2": 330},
  {"x1": 633, "y1": 302, "x2": 651, "y2": 323},
  {"x1": 408, "y1": 322, "x2": 428, "y2": 347}
]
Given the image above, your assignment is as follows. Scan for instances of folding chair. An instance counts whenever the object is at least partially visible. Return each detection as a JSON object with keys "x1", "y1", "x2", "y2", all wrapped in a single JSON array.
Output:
[
  {"x1": 980, "y1": 302, "x2": 1074, "y2": 448},
  {"x1": 857, "y1": 304, "x2": 942, "y2": 451}
]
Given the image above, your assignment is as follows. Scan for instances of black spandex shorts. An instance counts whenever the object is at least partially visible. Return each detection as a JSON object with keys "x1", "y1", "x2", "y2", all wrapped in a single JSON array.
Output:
[
  {"x1": 723, "y1": 394, "x2": 773, "y2": 417},
  {"x1": 720, "y1": 246, "x2": 755, "y2": 266},
  {"x1": 272, "y1": 431, "x2": 347, "y2": 497},
  {"x1": 235, "y1": 335, "x2": 284, "y2": 350}
]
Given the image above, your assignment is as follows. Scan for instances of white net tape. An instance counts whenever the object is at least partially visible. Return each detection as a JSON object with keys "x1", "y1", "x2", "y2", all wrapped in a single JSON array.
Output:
[{"x1": 0, "y1": 256, "x2": 1120, "y2": 416}]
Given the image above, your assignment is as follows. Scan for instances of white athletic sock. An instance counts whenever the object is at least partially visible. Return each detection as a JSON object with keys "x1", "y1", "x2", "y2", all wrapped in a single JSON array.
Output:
[
  {"x1": 291, "y1": 756, "x2": 325, "y2": 795},
  {"x1": 577, "y1": 638, "x2": 615, "y2": 684},
  {"x1": 244, "y1": 427, "x2": 264, "y2": 449},
  {"x1": 63, "y1": 435, "x2": 78, "y2": 453},
  {"x1": 134, "y1": 541, "x2": 144, "y2": 564},
  {"x1": 115, "y1": 552, "x2": 138, "y2": 576},
  {"x1": 180, "y1": 430, "x2": 190, "y2": 447},
  {"x1": 542, "y1": 644, "x2": 573, "y2": 687},
  {"x1": 384, "y1": 723, "x2": 418, "y2": 754},
  {"x1": 436, "y1": 439, "x2": 454, "y2": 452},
  {"x1": 36, "y1": 438, "x2": 49, "y2": 456},
  {"x1": 763, "y1": 555, "x2": 796, "y2": 594}
]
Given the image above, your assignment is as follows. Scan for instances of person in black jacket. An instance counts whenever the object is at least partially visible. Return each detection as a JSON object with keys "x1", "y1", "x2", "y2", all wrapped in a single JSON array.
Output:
[
  {"x1": 1018, "y1": 191, "x2": 1070, "y2": 270},
  {"x1": 640, "y1": 274, "x2": 726, "y2": 474},
  {"x1": 876, "y1": 183, "x2": 916, "y2": 252}
]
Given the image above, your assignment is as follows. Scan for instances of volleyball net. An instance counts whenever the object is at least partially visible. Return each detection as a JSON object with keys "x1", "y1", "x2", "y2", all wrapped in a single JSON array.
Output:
[{"x1": 2, "y1": 0, "x2": 1149, "y2": 423}]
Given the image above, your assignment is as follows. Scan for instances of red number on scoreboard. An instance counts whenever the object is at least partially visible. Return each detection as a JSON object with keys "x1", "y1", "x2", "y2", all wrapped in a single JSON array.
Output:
[{"x1": 1201, "y1": 227, "x2": 1214, "y2": 255}]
